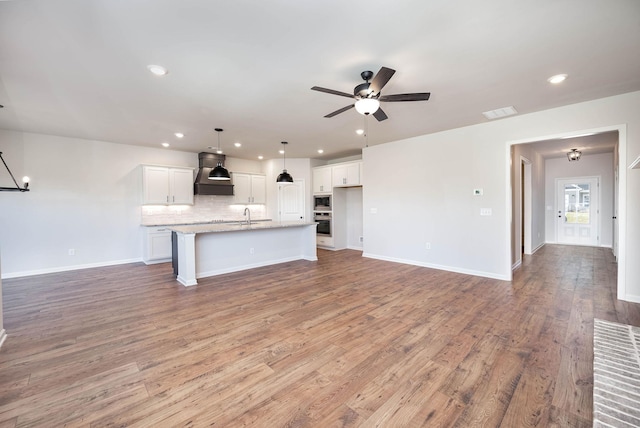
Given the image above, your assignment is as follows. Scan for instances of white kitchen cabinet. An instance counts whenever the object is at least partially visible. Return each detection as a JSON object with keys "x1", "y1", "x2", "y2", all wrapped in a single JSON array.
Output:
[
  {"x1": 232, "y1": 173, "x2": 266, "y2": 204},
  {"x1": 313, "y1": 166, "x2": 332, "y2": 194},
  {"x1": 316, "y1": 235, "x2": 334, "y2": 248},
  {"x1": 332, "y1": 162, "x2": 361, "y2": 187},
  {"x1": 142, "y1": 226, "x2": 172, "y2": 264},
  {"x1": 142, "y1": 165, "x2": 194, "y2": 205}
]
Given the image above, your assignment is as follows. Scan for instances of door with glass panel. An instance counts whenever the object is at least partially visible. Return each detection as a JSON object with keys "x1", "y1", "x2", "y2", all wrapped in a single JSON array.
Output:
[{"x1": 556, "y1": 177, "x2": 599, "y2": 246}]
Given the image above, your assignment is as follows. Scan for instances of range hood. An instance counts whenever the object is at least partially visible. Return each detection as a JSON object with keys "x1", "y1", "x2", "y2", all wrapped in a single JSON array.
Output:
[{"x1": 194, "y1": 152, "x2": 234, "y2": 196}]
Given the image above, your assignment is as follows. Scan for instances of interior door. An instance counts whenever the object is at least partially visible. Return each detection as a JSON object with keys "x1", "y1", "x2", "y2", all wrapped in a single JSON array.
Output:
[
  {"x1": 278, "y1": 180, "x2": 305, "y2": 222},
  {"x1": 556, "y1": 177, "x2": 599, "y2": 246}
]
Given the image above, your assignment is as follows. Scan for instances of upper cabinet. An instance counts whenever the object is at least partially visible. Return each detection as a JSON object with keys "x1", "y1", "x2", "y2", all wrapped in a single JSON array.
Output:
[
  {"x1": 232, "y1": 173, "x2": 266, "y2": 204},
  {"x1": 313, "y1": 166, "x2": 332, "y2": 194},
  {"x1": 313, "y1": 161, "x2": 362, "y2": 194},
  {"x1": 142, "y1": 165, "x2": 194, "y2": 205},
  {"x1": 332, "y1": 162, "x2": 361, "y2": 187}
]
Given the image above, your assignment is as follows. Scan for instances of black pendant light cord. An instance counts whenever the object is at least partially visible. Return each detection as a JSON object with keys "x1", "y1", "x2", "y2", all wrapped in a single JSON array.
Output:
[{"x1": 0, "y1": 152, "x2": 29, "y2": 192}]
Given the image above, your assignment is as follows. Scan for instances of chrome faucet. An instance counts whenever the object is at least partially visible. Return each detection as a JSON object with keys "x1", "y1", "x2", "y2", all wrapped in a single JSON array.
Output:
[{"x1": 243, "y1": 207, "x2": 251, "y2": 225}]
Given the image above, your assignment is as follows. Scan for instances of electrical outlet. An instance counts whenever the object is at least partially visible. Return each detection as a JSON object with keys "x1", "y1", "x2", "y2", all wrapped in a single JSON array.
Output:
[
  {"x1": 250, "y1": 247, "x2": 254, "y2": 254},
  {"x1": 68, "y1": 249, "x2": 75, "y2": 256},
  {"x1": 425, "y1": 242, "x2": 431, "y2": 250},
  {"x1": 359, "y1": 236, "x2": 363, "y2": 243}
]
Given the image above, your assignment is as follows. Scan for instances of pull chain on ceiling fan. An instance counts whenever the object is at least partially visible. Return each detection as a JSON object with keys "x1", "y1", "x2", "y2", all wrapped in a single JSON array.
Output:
[{"x1": 311, "y1": 66, "x2": 431, "y2": 122}]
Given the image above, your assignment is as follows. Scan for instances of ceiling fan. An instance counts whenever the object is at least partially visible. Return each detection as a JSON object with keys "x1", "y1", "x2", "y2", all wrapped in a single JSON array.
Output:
[{"x1": 311, "y1": 66, "x2": 430, "y2": 121}]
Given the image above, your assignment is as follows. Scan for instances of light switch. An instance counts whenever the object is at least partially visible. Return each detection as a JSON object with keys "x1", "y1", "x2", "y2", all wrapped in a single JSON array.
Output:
[{"x1": 480, "y1": 208, "x2": 492, "y2": 216}]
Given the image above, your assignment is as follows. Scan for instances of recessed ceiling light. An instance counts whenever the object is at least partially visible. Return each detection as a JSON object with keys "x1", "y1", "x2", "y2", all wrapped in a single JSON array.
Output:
[
  {"x1": 356, "y1": 129, "x2": 364, "y2": 135},
  {"x1": 547, "y1": 74, "x2": 568, "y2": 84},
  {"x1": 279, "y1": 150, "x2": 285, "y2": 154},
  {"x1": 317, "y1": 149, "x2": 324, "y2": 154},
  {"x1": 258, "y1": 155, "x2": 264, "y2": 160},
  {"x1": 162, "y1": 142, "x2": 170, "y2": 148},
  {"x1": 147, "y1": 64, "x2": 168, "y2": 76},
  {"x1": 216, "y1": 149, "x2": 223, "y2": 154},
  {"x1": 234, "y1": 142, "x2": 242, "y2": 148},
  {"x1": 174, "y1": 132, "x2": 184, "y2": 138}
]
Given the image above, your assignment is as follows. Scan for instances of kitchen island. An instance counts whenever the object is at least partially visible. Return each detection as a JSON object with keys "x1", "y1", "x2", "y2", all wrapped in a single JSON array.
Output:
[{"x1": 170, "y1": 221, "x2": 317, "y2": 286}]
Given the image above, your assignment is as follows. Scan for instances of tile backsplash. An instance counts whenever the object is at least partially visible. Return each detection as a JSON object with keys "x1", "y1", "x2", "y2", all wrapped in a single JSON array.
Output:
[{"x1": 141, "y1": 195, "x2": 267, "y2": 225}]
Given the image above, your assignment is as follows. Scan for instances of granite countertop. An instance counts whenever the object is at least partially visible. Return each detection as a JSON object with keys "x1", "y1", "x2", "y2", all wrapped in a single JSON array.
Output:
[
  {"x1": 141, "y1": 219, "x2": 272, "y2": 227},
  {"x1": 170, "y1": 221, "x2": 317, "y2": 234}
]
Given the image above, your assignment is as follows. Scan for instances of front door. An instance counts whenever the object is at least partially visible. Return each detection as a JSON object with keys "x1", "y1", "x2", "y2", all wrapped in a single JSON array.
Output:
[{"x1": 556, "y1": 177, "x2": 599, "y2": 246}]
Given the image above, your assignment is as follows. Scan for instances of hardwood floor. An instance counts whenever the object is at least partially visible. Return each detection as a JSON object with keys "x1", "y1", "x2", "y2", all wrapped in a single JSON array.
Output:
[{"x1": 0, "y1": 245, "x2": 638, "y2": 427}]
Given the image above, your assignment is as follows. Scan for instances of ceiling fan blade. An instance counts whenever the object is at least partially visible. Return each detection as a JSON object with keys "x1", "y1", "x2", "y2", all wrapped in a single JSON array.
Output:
[
  {"x1": 379, "y1": 92, "x2": 431, "y2": 102},
  {"x1": 311, "y1": 86, "x2": 354, "y2": 98},
  {"x1": 372, "y1": 107, "x2": 388, "y2": 121},
  {"x1": 369, "y1": 67, "x2": 396, "y2": 95},
  {"x1": 324, "y1": 104, "x2": 355, "y2": 118}
]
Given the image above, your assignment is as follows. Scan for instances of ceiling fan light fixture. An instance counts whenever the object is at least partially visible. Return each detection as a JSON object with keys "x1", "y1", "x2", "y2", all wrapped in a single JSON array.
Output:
[
  {"x1": 567, "y1": 148, "x2": 582, "y2": 162},
  {"x1": 355, "y1": 98, "x2": 380, "y2": 115}
]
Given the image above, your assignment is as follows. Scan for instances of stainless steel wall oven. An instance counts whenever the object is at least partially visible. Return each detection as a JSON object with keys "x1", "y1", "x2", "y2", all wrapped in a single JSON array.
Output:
[{"x1": 314, "y1": 212, "x2": 332, "y2": 236}]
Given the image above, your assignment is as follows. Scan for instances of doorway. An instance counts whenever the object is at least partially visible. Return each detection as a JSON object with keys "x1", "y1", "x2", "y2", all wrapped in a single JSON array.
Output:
[
  {"x1": 278, "y1": 180, "x2": 305, "y2": 222},
  {"x1": 556, "y1": 177, "x2": 600, "y2": 246}
]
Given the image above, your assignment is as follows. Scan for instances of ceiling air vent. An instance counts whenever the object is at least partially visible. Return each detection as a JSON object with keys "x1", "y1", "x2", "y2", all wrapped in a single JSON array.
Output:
[{"x1": 482, "y1": 106, "x2": 518, "y2": 120}]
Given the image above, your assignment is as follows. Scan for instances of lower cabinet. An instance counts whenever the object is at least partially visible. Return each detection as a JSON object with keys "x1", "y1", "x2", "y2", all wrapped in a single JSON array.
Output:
[
  {"x1": 316, "y1": 236, "x2": 334, "y2": 248},
  {"x1": 143, "y1": 226, "x2": 172, "y2": 264}
]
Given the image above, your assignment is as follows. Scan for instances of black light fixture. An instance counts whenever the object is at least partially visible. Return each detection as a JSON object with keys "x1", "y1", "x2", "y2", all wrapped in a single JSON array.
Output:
[
  {"x1": 208, "y1": 128, "x2": 231, "y2": 181},
  {"x1": 276, "y1": 142, "x2": 293, "y2": 183},
  {"x1": 567, "y1": 148, "x2": 582, "y2": 162},
  {"x1": 0, "y1": 152, "x2": 30, "y2": 192}
]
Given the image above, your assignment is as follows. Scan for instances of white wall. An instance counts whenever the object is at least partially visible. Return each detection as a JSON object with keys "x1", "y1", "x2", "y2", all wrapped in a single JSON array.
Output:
[
  {"x1": 346, "y1": 187, "x2": 363, "y2": 249},
  {"x1": 0, "y1": 130, "x2": 284, "y2": 278},
  {"x1": 545, "y1": 152, "x2": 614, "y2": 247},
  {"x1": 363, "y1": 91, "x2": 639, "y2": 300},
  {"x1": 0, "y1": 130, "x2": 197, "y2": 277}
]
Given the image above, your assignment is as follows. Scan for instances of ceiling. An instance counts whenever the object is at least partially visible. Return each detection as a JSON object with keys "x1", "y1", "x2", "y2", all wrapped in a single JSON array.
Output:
[
  {"x1": 522, "y1": 131, "x2": 619, "y2": 160},
  {"x1": 1, "y1": 0, "x2": 639, "y2": 161}
]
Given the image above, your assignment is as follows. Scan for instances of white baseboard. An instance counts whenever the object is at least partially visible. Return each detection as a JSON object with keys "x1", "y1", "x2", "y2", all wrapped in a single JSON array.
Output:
[
  {"x1": 531, "y1": 242, "x2": 545, "y2": 254},
  {"x1": 512, "y1": 259, "x2": 522, "y2": 271},
  {"x1": 1, "y1": 258, "x2": 143, "y2": 279},
  {"x1": 0, "y1": 329, "x2": 6, "y2": 349},
  {"x1": 622, "y1": 293, "x2": 640, "y2": 304},
  {"x1": 362, "y1": 253, "x2": 510, "y2": 281},
  {"x1": 347, "y1": 245, "x2": 363, "y2": 251}
]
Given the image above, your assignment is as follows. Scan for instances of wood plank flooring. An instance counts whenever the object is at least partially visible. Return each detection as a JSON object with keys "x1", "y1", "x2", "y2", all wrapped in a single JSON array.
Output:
[{"x1": 0, "y1": 245, "x2": 638, "y2": 427}]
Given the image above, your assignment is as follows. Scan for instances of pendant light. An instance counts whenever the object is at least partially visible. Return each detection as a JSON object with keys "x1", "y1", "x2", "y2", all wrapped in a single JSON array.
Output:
[
  {"x1": 208, "y1": 128, "x2": 231, "y2": 181},
  {"x1": 276, "y1": 141, "x2": 293, "y2": 183}
]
